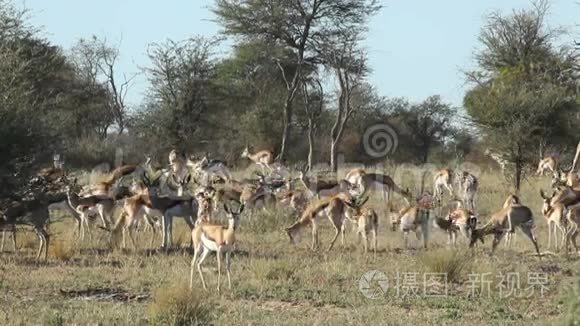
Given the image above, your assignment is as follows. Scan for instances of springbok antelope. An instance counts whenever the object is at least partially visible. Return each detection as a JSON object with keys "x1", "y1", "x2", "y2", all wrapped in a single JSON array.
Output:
[
  {"x1": 395, "y1": 193, "x2": 435, "y2": 249},
  {"x1": 240, "y1": 183, "x2": 276, "y2": 210},
  {"x1": 241, "y1": 146, "x2": 274, "y2": 172},
  {"x1": 0, "y1": 193, "x2": 65, "y2": 260},
  {"x1": 537, "y1": 156, "x2": 558, "y2": 176},
  {"x1": 112, "y1": 182, "x2": 153, "y2": 249},
  {"x1": 195, "y1": 191, "x2": 214, "y2": 224},
  {"x1": 539, "y1": 190, "x2": 567, "y2": 250},
  {"x1": 563, "y1": 208, "x2": 579, "y2": 255},
  {"x1": 344, "y1": 197, "x2": 378, "y2": 254},
  {"x1": 433, "y1": 169, "x2": 478, "y2": 210},
  {"x1": 81, "y1": 165, "x2": 137, "y2": 197},
  {"x1": 214, "y1": 187, "x2": 242, "y2": 211},
  {"x1": 484, "y1": 149, "x2": 510, "y2": 174},
  {"x1": 165, "y1": 173, "x2": 192, "y2": 197},
  {"x1": 285, "y1": 193, "x2": 363, "y2": 252},
  {"x1": 345, "y1": 168, "x2": 365, "y2": 186},
  {"x1": 351, "y1": 171, "x2": 411, "y2": 204},
  {"x1": 298, "y1": 169, "x2": 355, "y2": 199},
  {"x1": 433, "y1": 169, "x2": 454, "y2": 201},
  {"x1": 276, "y1": 189, "x2": 308, "y2": 212},
  {"x1": 186, "y1": 155, "x2": 231, "y2": 185},
  {"x1": 550, "y1": 142, "x2": 580, "y2": 188},
  {"x1": 437, "y1": 206, "x2": 477, "y2": 245},
  {"x1": 142, "y1": 173, "x2": 198, "y2": 249},
  {"x1": 37, "y1": 154, "x2": 65, "y2": 181},
  {"x1": 469, "y1": 196, "x2": 541, "y2": 258},
  {"x1": 66, "y1": 180, "x2": 115, "y2": 234},
  {"x1": 113, "y1": 176, "x2": 197, "y2": 249},
  {"x1": 167, "y1": 149, "x2": 190, "y2": 184},
  {"x1": 190, "y1": 203, "x2": 244, "y2": 292}
]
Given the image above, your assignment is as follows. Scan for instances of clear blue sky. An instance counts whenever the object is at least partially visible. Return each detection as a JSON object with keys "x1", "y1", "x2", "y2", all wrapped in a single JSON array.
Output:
[{"x1": 24, "y1": 0, "x2": 579, "y2": 109}]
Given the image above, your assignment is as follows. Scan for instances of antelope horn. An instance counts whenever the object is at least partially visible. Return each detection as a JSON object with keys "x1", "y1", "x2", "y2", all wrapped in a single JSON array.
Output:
[{"x1": 166, "y1": 174, "x2": 179, "y2": 191}]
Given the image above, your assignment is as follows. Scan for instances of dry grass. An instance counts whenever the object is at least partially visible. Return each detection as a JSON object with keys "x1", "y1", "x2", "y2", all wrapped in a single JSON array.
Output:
[
  {"x1": 419, "y1": 249, "x2": 471, "y2": 283},
  {"x1": 148, "y1": 281, "x2": 215, "y2": 326},
  {"x1": 48, "y1": 239, "x2": 75, "y2": 262},
  {"x1": 0, "y1": 165, "x2": 578, "y2": 325}
]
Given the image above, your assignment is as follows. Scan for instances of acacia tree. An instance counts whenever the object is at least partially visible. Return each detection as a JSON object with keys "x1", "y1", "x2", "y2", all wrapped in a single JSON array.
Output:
[
  {"x1": 70, "y1": 36, "x2": 133, "y2": 134},
  {"x1": 140, "y1": 37, "x2": 219, "y2": 149},
  {"x1": 464, "y1": 1, "x2": 578, "y2": 191},
  {"x1": 394, "y1": 96, "x2": 455, "y2": 163},
  {"x1": 213, "y1": 0, "x2": 380, "y2": 160},
  {"x1": 323, "y1": 31, "x2": 369, "y2": 171}
]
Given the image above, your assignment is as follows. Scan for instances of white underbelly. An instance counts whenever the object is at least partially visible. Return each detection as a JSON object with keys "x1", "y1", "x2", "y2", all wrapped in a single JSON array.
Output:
[{"x1": 201, "y1": 233, "x2": 219, "y2": 251}]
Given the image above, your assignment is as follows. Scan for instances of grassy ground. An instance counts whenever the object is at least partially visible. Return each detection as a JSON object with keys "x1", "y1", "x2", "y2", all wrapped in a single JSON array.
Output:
[{"x1": 0, "y1": 166, "x2": 579, "y2": 325}]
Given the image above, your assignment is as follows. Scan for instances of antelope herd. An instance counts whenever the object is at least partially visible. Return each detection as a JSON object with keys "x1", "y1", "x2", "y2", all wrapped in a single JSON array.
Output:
[{"x1": 1, "y1": 142, "x2": 580, "y2": 292}]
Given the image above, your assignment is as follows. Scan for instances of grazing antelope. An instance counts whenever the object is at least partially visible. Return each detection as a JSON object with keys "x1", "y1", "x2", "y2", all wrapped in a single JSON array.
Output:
[
  {"x1": 356, "y1": 171, "x2": 411, "y2": 205},
  {"x1": 469, "y1": 197, "x2": 541, "y2": 258},
  {"x1": 540, "y1": 190, "x2": 567, "y2": 251},
  {"x1": 536, "y1": 156, "x2": 557, "y2": 176},
  {"x1": 298, "y1": 169, "x2": 354, "y2": 199},
  {"x1": 285, "y1": 193, "x2": 361, "y2": 252},
  {"x1": 241, "y1": 146, "x2": 274, "y2": 172},
  {"x1": 190, "y1": 203, "x2": 244, "y2": 292},
  {"x1": 344, "y1": 197, "x2": 378, "y2": 254}
]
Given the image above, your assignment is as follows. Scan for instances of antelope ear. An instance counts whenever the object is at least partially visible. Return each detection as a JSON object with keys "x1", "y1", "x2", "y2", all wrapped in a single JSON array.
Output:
[
  {"x1": 223, "y1": 203, "x2": 230, "y2": 214},
  {"x1": 237, "y1": 204, "x2": 245, "y2": 214}
]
